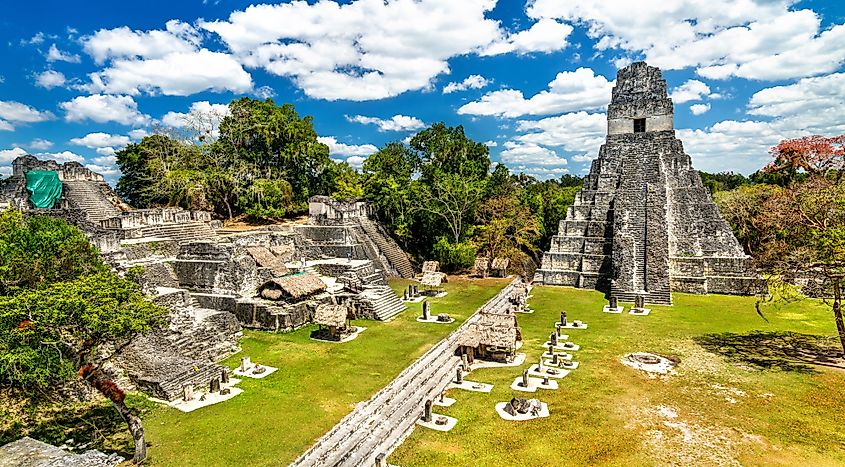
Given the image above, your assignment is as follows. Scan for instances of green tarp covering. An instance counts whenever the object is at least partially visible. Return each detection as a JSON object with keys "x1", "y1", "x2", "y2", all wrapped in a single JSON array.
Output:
[{"x1": 25, "y1": 170, "x2": 62, "y2": 208}]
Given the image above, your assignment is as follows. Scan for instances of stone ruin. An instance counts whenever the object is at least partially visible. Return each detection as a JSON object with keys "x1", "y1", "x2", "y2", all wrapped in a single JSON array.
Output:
[
  {"x1": 0, "y1": 437, "x2": 123, "y2": 467},
  {"x1": 0, "y1": 156, "x2": 413, "y2": 402},
  {"x1": 534, "y1": 62, "x2": 760, "y2": 304}
]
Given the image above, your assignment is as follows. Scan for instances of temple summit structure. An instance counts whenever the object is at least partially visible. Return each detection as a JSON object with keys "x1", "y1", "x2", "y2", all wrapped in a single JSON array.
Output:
[{"x1": 533, "y1": 62, "x2": 759, "y2": 305}]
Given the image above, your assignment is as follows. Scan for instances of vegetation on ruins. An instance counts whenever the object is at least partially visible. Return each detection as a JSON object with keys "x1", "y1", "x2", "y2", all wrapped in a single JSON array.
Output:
[
  {"x1": 0, "y1": 210, "x2": 167, "y2": 463},
  {"x1": 116, "y1": 100, "x2": 583, "y2": 274}
]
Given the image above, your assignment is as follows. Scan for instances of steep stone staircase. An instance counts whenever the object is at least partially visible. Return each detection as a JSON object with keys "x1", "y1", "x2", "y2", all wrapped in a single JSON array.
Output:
[
  {"x1": 357, "y1": 218, "x2": 415, "y2": 278},
  {"x1": 356, "y1": 285, "x2": 406, "y2": 321},
  {"x1": 63, "y1": 180, "x2": 121, "y2": 223}
]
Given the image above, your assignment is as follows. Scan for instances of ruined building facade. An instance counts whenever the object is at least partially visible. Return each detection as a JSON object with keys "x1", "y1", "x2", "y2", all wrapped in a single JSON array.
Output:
[{"x1": 534, "y1": 62, "x2": 759, "y2": 304}]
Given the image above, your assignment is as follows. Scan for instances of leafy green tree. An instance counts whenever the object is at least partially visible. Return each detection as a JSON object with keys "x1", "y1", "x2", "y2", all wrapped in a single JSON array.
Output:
[
  {"x1": 115, "y1": 135, "x2": 199, "y2": 208},
  {"x1": 432, "y1": 237, "x2": 477, "y2": 271},
  {"x1": 410, "y1": 123, "x2": 490, "y2": 180},
  {"x1": 473, "y1": 194, "x2": 541, "y2": 274},
  {"x1": 0, "y1": 271, "x2": 167, "y2": 463},
  {"x1": 238, "y1": 178, "x2": 299, "y2": 220},
  {"x1": 698, "y1": 171, "x2": 751, "y2": 194},
  {"x1": 521, "y1": 181, "x2": 580, "y2": 250},
  {"x1": 0, "y1": 210, "x2": 104, "y2": 295},
  {"x1": 0, "y1": 213, "x2": 166, "y2": 463},
  {"x1": 714, "y1": 184, "x2": 782, "y2": 255},
  {"x1": 363, "y1": 142, "x2": 417, "y2": 245},
  {"x1": 329, "y1": 162, "x2": 364, "y2": 201},
  {"x1": 413, "y1": 171, "x2": 487, "y2": 244}
]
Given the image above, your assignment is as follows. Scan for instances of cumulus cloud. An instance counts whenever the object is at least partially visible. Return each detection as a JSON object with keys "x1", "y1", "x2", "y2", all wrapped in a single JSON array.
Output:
[
  {"x1": 500, "y1": 141, "x2": 569, "y2": 167},
  {"x1": 482, "y1": 18, "x2": 573, "y2": 56},
  {"x1": 443, "y1": 75, "x2": 491, "y2": 94},
  {"x1": 35, "y1": 70, "x2": 66, "y2": 89},
  {"x1": 346, "y1": 114, "x2": 425, "y2": 132},
  {"x1": 46, "y1": 43, "x2": 81, "y2": 63},
  {"x1": 527, "y1": 0, "x2": 845, "y2": 80},
  {"x1": 81, "y1": 20, "x2": 252, "y2": 96},
  {"x1": 60, "y1": 94, "x2": 150, "y2": 125},
  {"x1": 0, "y1": 101, "x2": 55, "y2": 131},
  {"x1": 200, "y1": 1, "x2": 570, "y2": 101},
  {"x1": 161, "y1": 101, "x2": 231, "y2": 138},
  {"x1": 670, "y1": 79, "x2": 714, "y2": 103},
  {"x1": 483, "y1": 140, "x2": 498, "y2": 147},
  {"x1": 514, "y1": 111, "x2": 606, "y2": 154},
  {"x1": 679, "y1": 72, "x2": 845, "y2": 173},
  {"x1": 319, "y1": 136, "x2": 377, "y2": 169},
  {"x1": 458, "y1": 67, "x2": 612, "y2": 117},
  {"x1": 27, "y1": 139, "x2": 53, "y2": 151},
  {"x1": 70, "y1": 132, "x2": 131, "y2": 149},
  {"x1": 690, "y1": 103, "x2": 711, "y2": 115}
]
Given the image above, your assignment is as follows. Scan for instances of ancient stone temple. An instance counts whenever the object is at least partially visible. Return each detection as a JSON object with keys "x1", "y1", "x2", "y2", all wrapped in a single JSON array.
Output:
[{"x1": 534, "y1": 62, "x2": 758, "y2": 304}]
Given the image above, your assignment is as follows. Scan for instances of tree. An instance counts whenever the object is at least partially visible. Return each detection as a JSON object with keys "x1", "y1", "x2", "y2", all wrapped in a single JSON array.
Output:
[
  {"x1": 413, "y1": 171, "x2": 487, "y2": 244},
  {"x1": 363, "y1": 142, "x2": 417, "y2": 246},
  {"x1": 330, "y1": 162, "x2": 364, "y2": 201},
  {"x1": 0, "y1": 210, "x2": 104, "y2": 295},
  {"x1": 714, "y1": 184, "x2": 782, "y2": 255},
  {"x1": 473, "y1": 195, "x2": 541, "y2": 274},
  {"x1": 0, "y1": 213, "x2": 166, "y2": 463},
  {"x1": 766, "y1": 135, "x2": 845, "y2": 182},
  {"x1": 755, "y1": 135, "x2": 845, "y2": 355},
  {"x1": 0, "y1": 271, "x2": 167, "y2": 463}
]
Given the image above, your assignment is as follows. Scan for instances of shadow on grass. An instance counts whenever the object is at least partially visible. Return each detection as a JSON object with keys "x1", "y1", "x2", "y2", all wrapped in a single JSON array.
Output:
[{"x1": 694, "y1": 331, "x2": 845, "y2": 373}]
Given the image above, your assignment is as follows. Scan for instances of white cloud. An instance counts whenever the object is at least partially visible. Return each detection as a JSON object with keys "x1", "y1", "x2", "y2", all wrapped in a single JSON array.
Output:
[
  {"x1": 458, "y1": 67, "x2": 612, "y2": 117},
  {"x1": 670, "y1": 79, "x2": 713, "y2": 103},
  {"x1": 514, "y1": 111, "x2": 607, "y2": 154},
  {"x1": 319, "y1": 136, "x2": 377, "y2": 169},
  {"x1": 346, "y1": 114, "x2": 425, "y2": 132},
  {"x1": 571, "y1": 153, "x2": 594, "y2": 162},
  {"x1": 747, "y1": 72, "x2": 845, "y2": 121},
  {"x1": 27, "y1": 139, "x2": 53, "y2": 151},
  {"x1": 35, "y1": 70, "x2": 66, "y2": 89},
  {"x1": 690, "y1": 103, "x2": 711, "y2": 115},
  {"x1": 60, "y1": 94, "x2": 150, "y2": 125},
  {"x1": 161, "y1": 101, "x2": 231, "y2": 138},
  {"x1": 201, "y1": 1, "x2": 569, "y2": 101},
  {"x1": 443, "y1": 75, "x2": 491, "y2": 94},
  {"x1": 91, "y1": 155, "x2": 117, "y2": 165},
  {"x1": 83, "y1": 20, "x2": 201, "y2": 64},
  {"x1": 527, "y1": 1, "x2": 845, "y2": 81},
  {"x1": 70, "y1": 132, "x2": 131, "y2": 149},
  {"x1": 318, "y1": 136, "x2": 378, "y2": 157},
  {"x1": 0, "y1": 147, "x2": 28, "y2": 164},
  {"x1": 483, "y1": 140, "x2": 498, "y2": 147},
  {"x1": 500, "y1": 141, "x2": 569, "y2": 167},
  {"x1": 22, "y1": 32, "x2": 45, "y2": 46},
  {"x1": 34, "y1": 151, "x2": 85, "y2": 164},
  {"x1": 86, "y1": 49, "x2": 252, "y2": 96},
  {"x1": 679, "y1": 72, "x2": 845, "y2": 174},
  {"x1": 0, "y1": 101, "x2": 55, "y2": 131},
  {"x1": 128, "y1": 129, "x2": 149, "y2": 140},
  {"x1": 46, "y1": 43, "x2": 81, "y2": 63},
  {"x1": 482, "y1": 18, "x2": 573, "y2": 56},
  {"x1": 81, "y1": 21, "x2": 251, "y2": 96},
  {"x1": 96, "y1": 147, "x2": 117, "y2": 157}
]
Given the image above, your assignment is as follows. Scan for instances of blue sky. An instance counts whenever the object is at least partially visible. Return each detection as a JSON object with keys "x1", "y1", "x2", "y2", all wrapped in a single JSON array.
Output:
[{"x1": 1, "y1": 0, "x2": 844, "y2": 183}]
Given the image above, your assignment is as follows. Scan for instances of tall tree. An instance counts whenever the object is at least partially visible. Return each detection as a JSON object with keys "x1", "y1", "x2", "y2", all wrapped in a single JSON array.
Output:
[{"x1": 755, "y1": 135, "x2": 845, "y2": 354}]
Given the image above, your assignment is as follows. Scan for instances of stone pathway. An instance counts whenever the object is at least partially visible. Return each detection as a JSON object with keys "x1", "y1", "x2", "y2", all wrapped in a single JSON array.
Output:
[{"x1": 291, "y1": 279, "x2": 518, "y2": 467}]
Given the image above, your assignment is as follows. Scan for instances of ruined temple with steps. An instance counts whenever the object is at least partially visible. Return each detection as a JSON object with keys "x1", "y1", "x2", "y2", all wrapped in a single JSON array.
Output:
[{"x1": 534, "y1": 62, "x2": 759, "y2": 305}]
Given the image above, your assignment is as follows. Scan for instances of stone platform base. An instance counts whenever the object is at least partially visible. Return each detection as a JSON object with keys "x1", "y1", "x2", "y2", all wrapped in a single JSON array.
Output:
[
  {"x1": 433, "y1": 396, "x2": 456, "y2": 407},
  {"x1": 495, "y1": 402, "x2": 550, "y2": 421},
  {"x1": 527, "y1": 364, "x2": 570, "y2": 379},
  {"x1": 233, "y1": 364, "x2": 277, "y2": 379},
  {"x1": 416, "y1": 316, "x2": 455, "y2": 324},
  {"x1": 542, "y1": 351, "x2": 573, "y2": 360},
  {"x1": 603, "y1": 306, "x2": 624, "y2": 314},
  {"x1": 556, "y1": 321, "x2": 588, "y2": 330},
  {"x1": 544, "y1": 360, "x2": 579, "y2": 370},
  {"x1": 629, "y1": 308, "x2": 651, "y2": 316},
  {"x1": 541, "y1": 342, "x2": 580, "y2": 352},
  {"x1": 417, "y1": 414, "x2": 457, "y2": 432},
  {"x1": 510, "y1": 376, "x2": 559, "y2": 392},
  {"x1": 471, "y1": 353, "x2": 526, "y2": 369},
  {"x1": 449, "y1": 380, "x2": 493, "y2": 393}
]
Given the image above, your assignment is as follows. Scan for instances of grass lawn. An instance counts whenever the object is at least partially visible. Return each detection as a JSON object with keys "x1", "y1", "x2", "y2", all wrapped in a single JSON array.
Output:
[
  {"x1": 142, "y1": 277, "x2": 510, "y2": 466},
  {"x1": 389, "y1": 286, "x2": 845, "y2": 466}
]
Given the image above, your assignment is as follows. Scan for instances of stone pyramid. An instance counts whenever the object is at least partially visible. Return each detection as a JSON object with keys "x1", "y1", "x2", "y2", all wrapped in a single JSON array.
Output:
[{"x1": 534, "y1": 62, "x2": 759, "y2": 305}]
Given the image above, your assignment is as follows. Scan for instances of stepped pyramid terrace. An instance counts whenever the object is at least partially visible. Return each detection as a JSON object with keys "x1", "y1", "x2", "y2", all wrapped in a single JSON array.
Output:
[{"x1": 534, "y1": 62, "x2": 760, "y2": 305}]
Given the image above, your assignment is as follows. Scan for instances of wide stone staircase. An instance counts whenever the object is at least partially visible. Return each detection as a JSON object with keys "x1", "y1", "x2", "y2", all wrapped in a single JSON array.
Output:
[
  {"x1": 356, "y1": 285, "x2": 406, "y2": 321},
  {"x1": 63, "y1": 180, "x2": 121, "y2": 223},
  {"x1": 357, "y1": 218, "x2": 415, "y2": 278},
  {"x1": 292, "y1": 279, "x2": 517, "y2": 467}
]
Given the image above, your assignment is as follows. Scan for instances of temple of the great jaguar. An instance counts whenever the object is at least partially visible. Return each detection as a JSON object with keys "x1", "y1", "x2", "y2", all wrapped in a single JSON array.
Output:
[{"x1": 533, "y1": 62, "x2": 760, "y2": 305}]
